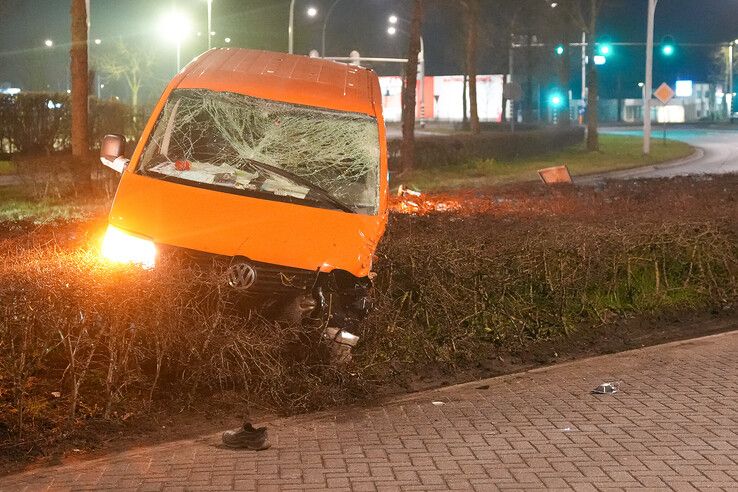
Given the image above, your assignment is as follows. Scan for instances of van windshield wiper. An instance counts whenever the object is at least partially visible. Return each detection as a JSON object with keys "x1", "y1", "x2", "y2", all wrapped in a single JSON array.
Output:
[{"x1": 245, "y1": 159, "x2": 355, "y2": 214}]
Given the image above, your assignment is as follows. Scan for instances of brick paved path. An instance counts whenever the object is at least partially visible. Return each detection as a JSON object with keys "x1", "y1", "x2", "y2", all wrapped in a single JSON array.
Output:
[{"x1": 2, "y1": 330, "x2": 738, "y2": 491}]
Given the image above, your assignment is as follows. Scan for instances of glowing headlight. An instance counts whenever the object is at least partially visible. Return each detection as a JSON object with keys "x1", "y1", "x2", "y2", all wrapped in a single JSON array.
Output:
[{"x1": 101, "y1": 225, "x2": 157, "y2": 269}]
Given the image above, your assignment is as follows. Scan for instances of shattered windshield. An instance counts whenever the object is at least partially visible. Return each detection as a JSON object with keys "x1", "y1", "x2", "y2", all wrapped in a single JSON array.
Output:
[{"x1": 138, "y1": 89, "x2": 380, "y2": 214}]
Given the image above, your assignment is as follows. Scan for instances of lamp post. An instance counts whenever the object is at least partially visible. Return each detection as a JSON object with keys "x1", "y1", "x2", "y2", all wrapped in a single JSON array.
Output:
[
  {"x1": 206, "y1": 0, "x2": 213, "y2": 49},
  {"x1": 321, "y1": 0, "x2": 348, "y2": 57},
  {"x1": 288, "y1": 1, "x2": 317, "y2": 54},
  {"x1": 387, "y1": 17, "x2": 426, "y2": 125},
  {"x1": 729, "y1": 40, "x2": 736, "y2": 120},
  {"x1": 159, "y1": 10, "x2": 192, "y2": 73},
  {"x1": 643, "y1": 0, "x2": 657, "y2": 155}
]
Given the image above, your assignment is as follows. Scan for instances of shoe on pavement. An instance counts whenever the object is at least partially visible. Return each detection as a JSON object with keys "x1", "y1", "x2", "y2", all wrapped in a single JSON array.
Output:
[{"x1": 222, "y1": 423, "x2": 271, "y2": 450}]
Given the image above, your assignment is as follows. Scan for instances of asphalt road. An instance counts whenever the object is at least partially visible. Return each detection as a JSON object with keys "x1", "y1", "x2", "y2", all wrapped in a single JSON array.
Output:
[{"x1": 597, "y1": 126, "x2": 738, "y2": 179}]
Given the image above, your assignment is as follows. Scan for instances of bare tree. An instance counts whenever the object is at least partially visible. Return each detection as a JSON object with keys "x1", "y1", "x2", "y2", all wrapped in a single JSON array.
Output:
[
  {"x1": 400, "y1": 0, "x2": 424, "y2": 174},
  {"x1": 95, "y1": 40, "x2": 155, "y2": 109},
  {"x1": 70, "y1": 0, "x2": 90, "y2": 186},
  {"x1": 563, "y1": 0, "x2": 603, "y2": 151}
]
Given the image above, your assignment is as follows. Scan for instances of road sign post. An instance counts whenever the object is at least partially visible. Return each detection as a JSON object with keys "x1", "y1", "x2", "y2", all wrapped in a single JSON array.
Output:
[
  {"x1": 503, "y1": 82, "x2": 523, "y2": 133},
  {"x1": 643, "y1": 0, "x2": 658, "y2": 155},
  {"x1": 653, "y1": 82, "x2": 675, "y2": 144}
]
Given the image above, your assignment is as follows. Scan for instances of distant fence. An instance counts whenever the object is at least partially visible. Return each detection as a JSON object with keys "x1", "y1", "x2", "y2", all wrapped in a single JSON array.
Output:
[
  {"x1": 0, "y1": 93, "x2": 149, "y2": 158},
  {"x1": 388, "y1": 126, "x2": 586, "y2": 170}
]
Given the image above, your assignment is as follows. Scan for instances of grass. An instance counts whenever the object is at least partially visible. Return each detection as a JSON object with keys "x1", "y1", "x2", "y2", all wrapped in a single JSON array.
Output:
[
  {"x1": 0, "y1": 161, "x2": 14, "y2": 175},
  {"x1": 398, "y1": 134, "x2": 694, "y2": 192},
  {"x1": 0, "y1": 186, "x2": 103, "y2": 223}
]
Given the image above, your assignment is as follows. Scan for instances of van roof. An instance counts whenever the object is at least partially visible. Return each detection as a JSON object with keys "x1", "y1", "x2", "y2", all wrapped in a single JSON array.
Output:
[{"x1": 176, "y1": 48, "x2": 377, "y2": 116}]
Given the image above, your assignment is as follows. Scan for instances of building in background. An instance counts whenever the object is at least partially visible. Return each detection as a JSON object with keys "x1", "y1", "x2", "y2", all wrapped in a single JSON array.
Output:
[
  {"x1": 379, "y1": 75, "x2": 505, "y2": 123},
  {"x1": 569, "y1": 81, "x2": 723, "y2": 124}
]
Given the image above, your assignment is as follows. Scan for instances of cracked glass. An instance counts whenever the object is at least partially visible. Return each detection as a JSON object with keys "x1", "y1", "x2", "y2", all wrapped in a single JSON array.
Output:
[{"x1": 138, "y1": 89, "x2": 380, "y2": 215}]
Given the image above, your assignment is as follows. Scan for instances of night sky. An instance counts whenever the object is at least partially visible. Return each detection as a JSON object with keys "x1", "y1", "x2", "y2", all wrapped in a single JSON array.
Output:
[{"x1": 1, "y1": 0, "x2": 737, "y2": 104}]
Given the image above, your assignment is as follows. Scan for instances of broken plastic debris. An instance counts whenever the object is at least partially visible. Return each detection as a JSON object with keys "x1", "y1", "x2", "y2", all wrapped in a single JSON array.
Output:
[
  {"x1": 51, "y1": 391, "x2": 61, "y2": 398},
  {"x1": 323, "y1": 327, "x2": 360, "y2": 364},
  {"x1": 397, "y1": 184, "x2": 421, "y2": 197},
  {"x1": 592, "y1": 381, "x2": 621, "y2": 394},
  {"x1": 431, "y1": 401, "x2": 445, "y2": 406},
  {"x1": 393, "y1": 185, "x2": 462, "y2": 215}
]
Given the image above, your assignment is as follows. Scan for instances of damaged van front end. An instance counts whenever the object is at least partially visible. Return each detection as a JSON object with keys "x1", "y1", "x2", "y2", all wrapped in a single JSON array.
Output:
[{"x1": 100, "y1": 49, "x2": 388, "y2": 333}]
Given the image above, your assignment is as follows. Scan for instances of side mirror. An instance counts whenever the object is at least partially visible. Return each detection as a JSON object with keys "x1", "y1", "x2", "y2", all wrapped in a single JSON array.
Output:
[{"x1": 100, "y1": 134, "x2": 129, "y2": 173}]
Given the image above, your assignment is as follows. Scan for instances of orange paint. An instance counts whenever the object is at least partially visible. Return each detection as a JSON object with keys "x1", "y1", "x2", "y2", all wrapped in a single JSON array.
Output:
[{"x1": 109, "y1": 49, "x2": 388, "y2": 277}]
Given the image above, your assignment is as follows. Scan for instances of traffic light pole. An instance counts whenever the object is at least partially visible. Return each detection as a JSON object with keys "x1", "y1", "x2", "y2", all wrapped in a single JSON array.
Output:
[{"x1": 643, "y1": 0, "x2": 657, "y2": 155}]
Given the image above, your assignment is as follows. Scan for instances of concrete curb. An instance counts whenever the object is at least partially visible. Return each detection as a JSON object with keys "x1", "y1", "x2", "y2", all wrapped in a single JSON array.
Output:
[
  {"x1": 393, "y1": 323, "x2": 737, "y2": 404},
  {"x1": 574, "y1": 145, "x2": 704, "y2": 184}
]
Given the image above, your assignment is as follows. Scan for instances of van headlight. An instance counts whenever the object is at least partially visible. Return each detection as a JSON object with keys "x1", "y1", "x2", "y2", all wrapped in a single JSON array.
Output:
[{"x1": 101, "y1": 225, "x2": 157, "y2": 269}]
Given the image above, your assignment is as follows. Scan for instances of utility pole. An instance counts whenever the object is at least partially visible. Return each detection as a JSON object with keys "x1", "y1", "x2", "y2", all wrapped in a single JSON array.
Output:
[
  {"x1": 581, "y1": 32, "x2": 587, "y2": 101},
  {"x1": 207, "y1": 0, "x2": 213, "y2": 50},
  {"x1": 643, "y1": 0, "x2": 657, "y2": 155},
  {"x1": 509, "y1": 40, "x2": 515, "y2": 132},
  {"x1": 288, "y1": 0, "x2": 295, "y2": 54},
  {"x1": 729, "y1": 42, "x2": 734, "y2": 119}
]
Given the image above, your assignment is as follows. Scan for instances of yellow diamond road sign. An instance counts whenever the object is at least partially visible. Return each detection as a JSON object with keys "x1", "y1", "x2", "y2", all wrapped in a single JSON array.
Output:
[{"x1": 654, "y1": 83, "x2": 675, "y2": 105}]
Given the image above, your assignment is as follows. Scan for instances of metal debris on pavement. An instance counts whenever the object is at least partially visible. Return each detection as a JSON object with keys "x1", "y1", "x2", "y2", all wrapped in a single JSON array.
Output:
[{"x1": 592, "y1": 381, "x2": 621, "y2": 394}]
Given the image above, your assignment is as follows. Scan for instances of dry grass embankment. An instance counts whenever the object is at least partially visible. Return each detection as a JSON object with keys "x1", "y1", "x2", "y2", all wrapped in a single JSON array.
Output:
[{"x1": 0, "y1": 176, "x2": 736, "y2": 470}]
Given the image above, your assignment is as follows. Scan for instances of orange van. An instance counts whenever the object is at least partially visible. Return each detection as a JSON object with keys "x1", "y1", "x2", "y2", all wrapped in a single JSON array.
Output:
[{"x1": 100, "y1": 48, "x2": 388, "y2": 325}]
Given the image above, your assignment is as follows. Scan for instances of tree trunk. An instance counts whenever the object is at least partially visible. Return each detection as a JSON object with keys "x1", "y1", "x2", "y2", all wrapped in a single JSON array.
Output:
[
  {"x1": 70, "y1": 0, "x2": 90, "y2": 189},
  {"x1": 462, "y1": 74, "x2": 468, "y2": 124},
  {"x1": 464, "y1": 0, "x2": 480, "y2": 134},
  {"x1": 400, "y1": 0, "x2": 423, "y2": 174}
]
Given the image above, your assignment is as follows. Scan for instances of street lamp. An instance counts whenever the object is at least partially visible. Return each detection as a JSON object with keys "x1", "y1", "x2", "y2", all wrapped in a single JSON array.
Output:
[
  {"x1": 158, "y1": 10, "x2": 192, "y2": 73},
  {"x1": 94, "y1": 38, "x2": 102, "y2": 45},
  {"x1": 288, "y1": 1, "x2": 318, "y2": 54},
  {"x1": 321, "y1": 0, "x2": 348, "y2": 58},
  {"x1": 206, "y1": 0, "x2": 213, "y2": 50},
  {"x1": 387, "y1": 19, "x2": 426, "y2": 124},
  {"x1": 44, "y1": 39, "x2": 54, "y2": 47},
  {"x1": 643, "y1": 0, "x2": 658, "y2": 154}
]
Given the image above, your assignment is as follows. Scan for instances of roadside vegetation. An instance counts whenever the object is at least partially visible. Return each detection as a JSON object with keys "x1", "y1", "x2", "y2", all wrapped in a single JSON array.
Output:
[
  {"x1": 0, "y1": 186, "x2": 106, "y2": 223},
  {"x1": 0, "y1": 175, "x2": 735, "y2": 471},
  {"x1": 398, "y1": 135, "x2": 694, "y2": 191},
  {"x1": 0, "y1": 161, "x2": 14, "y2": 175}
]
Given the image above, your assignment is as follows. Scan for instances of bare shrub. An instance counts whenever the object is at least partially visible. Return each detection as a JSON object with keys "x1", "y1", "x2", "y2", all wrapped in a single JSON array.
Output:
[{"x1": 0, "y1": 177, "x2": 736, "y2": 463}]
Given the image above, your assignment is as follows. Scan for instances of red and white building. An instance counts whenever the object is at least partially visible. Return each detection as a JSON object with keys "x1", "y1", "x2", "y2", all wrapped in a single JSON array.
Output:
[{"x1": 379, "y1": 75, "x2": 506, "y2": 123}]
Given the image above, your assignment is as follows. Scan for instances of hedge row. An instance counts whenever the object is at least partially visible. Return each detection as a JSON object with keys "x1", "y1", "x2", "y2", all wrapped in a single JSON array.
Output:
[
  {"x1": 0, "y1": 93, "x2": 147, "y2": 157},
  {"x1": 388, "y1": 126, "x2": 585, "y2": 170}
]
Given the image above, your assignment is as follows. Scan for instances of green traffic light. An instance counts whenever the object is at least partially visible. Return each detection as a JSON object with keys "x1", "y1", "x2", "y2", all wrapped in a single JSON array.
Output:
[
  {"x1": 662, "y1": 45, "x2": 675, "y2": 56},
  {"x1": 555, "y1": 45, "x2": 565, "y2": 56},
  {"x1": 599, "y1": 44, "x2": 611, "y2": 56},
  {"x1": 549, "y1": 93, "x2": 564, "y2": 108}
]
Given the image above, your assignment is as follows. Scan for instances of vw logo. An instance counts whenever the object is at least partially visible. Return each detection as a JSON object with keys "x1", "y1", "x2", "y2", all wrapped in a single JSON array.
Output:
[{"x1": 227, "y1": 262, "x2": 257, "y2": 289}]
